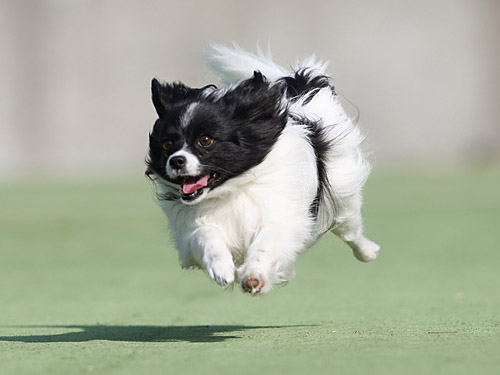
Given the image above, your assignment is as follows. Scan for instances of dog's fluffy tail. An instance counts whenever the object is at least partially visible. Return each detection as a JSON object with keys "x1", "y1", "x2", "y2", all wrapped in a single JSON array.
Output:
[{"x1": 204, "y1": 43, "x2": 328, "y2": 85}]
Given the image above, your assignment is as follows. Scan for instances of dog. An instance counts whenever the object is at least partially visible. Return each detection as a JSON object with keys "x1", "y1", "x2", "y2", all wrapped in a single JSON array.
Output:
[{"x1": 146, "y1": 44, "x2": 380, "y2": 294}]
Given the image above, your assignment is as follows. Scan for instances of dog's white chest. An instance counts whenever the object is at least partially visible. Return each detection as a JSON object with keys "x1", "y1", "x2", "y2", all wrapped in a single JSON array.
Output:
[{"x1": 165, "y1": 192, "x2": 262, "y2": 262}]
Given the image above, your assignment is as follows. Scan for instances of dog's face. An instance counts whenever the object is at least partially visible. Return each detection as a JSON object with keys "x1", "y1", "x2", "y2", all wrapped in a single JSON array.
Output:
[{"x1": 147, "y1": 72, "x2": 287, "y2": 204}]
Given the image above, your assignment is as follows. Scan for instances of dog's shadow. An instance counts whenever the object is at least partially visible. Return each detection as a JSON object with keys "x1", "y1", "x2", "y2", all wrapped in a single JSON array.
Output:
[{"x1": 0, "y1": 324, "x2": 302, "y2": 343}]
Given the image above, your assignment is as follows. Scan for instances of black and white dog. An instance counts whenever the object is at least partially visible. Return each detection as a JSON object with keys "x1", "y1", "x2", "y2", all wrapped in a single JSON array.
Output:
[{"x1": 146, "y1": 44, "x2": 380, "y2": 294}]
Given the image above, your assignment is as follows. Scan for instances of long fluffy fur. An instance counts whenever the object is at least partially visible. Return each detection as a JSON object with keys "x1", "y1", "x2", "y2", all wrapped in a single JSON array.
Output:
[{"x1": 147, "y1": 44, "x2": 380, "y2": 294}]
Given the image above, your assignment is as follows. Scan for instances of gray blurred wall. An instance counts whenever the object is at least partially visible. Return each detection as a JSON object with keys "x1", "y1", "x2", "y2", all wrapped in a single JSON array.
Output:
[{"x1": 1, "y1": 0, "x2": 499, "y2": 177}]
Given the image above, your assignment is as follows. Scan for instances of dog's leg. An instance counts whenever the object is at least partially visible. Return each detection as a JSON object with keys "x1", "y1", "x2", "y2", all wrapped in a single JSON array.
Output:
[
  {"x1": 238, "y1": 228, "x2": 298, "y2": 294},
  {"x1": 188, "y1": 226, "x2": 236, "y2": 287},
  {"x1": 331, "y1": 193, "x2": 380, "y2": 262}
]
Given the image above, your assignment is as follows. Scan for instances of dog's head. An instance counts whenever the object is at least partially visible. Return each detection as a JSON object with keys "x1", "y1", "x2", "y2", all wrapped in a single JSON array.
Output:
[{"x1": 146, "y1": 71, "x2": 287, "y2": 204}]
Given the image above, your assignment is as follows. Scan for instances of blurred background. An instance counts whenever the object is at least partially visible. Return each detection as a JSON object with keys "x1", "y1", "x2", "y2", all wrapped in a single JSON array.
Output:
[
  {"x1": 0, "y1": 0, "x2": 499, "y2": 178},
  {"x1": 1, "y1": 3, "x2": 500, "y2": 372}
]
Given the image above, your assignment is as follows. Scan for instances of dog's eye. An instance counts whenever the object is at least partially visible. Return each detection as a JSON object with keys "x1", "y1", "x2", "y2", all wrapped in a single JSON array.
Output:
[
  {"x1": 162, "y1": 140, "x2": 173, "y2": 151},
  {"x1": 199, "y1": 135, "x2": 213, "y2": 147}
]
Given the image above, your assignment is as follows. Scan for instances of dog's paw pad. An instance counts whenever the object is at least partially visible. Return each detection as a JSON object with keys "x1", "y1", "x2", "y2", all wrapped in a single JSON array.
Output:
[{"x1": 242, "y1": 275, "x2": 265, "y2": 294}]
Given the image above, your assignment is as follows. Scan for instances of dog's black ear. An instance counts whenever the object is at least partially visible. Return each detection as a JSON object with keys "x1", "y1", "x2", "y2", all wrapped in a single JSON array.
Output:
[
  {"x1": 151, "y1": 78, "x2": 169, "y2": 118},
  {"x1": 151, "y1": 79, "x2": 193, "y2": 118},
  {"x1": 153, "y1": 78, "x2": 190, "y2": 118},
  {"x1": 223, "y1": 71, "x2": 286, "y2": 122},
  {"x1": 151, "y1": 78, "x2": 216, "y2": 118}
]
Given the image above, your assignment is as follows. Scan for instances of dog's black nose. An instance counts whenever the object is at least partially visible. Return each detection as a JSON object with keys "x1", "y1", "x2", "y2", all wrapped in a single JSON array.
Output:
[{"x1": 169, "y1": 155, "x2": 186, "y2": 169}]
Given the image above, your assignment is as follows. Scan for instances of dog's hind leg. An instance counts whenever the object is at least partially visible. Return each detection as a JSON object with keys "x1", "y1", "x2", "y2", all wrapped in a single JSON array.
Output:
[{"x1": 331, "y1": 193, "x2": 380, "y2": 262}]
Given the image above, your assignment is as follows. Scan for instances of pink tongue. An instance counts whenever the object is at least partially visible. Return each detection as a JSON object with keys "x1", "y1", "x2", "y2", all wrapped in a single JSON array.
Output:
[{"x1": 182, "y1": 174, "x2": 209, "y2": 195}]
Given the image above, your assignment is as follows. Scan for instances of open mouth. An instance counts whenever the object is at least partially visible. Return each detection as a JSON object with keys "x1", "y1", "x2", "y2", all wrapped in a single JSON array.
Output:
[{"x1": 172, "y1": 172, "x2": 218, "y2": 201}]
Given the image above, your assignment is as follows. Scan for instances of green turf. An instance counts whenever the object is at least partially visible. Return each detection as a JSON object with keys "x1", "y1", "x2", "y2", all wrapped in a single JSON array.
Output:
[{"x1": 1, "y1": 170, "x2": 499, "y2": 375}]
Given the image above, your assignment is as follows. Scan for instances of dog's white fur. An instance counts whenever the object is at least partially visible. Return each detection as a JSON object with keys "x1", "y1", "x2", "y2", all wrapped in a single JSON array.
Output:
[{"x1": 153, "y1": 44, "x2": 380, "y2": 293}]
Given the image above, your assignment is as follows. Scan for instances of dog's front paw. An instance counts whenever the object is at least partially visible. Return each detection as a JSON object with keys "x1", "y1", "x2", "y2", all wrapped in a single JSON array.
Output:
[
  {"x1": 350, "y1": 237, "x2": 381, "y2": 262},
  {"x1": 239, "y1": 272, "x2": 271, "y2": 295},
  {"x1": 241, "y1": 274, "x2": 265, "y2": 294},
  {"x1": 206, "y1": 257, "x2": 236, "y2": 287}
]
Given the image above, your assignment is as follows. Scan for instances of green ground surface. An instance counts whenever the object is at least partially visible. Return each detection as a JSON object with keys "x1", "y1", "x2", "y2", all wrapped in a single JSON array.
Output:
[{"x1": 1, "y1": 170, "x2": 499, "y2": 375}]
